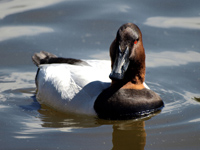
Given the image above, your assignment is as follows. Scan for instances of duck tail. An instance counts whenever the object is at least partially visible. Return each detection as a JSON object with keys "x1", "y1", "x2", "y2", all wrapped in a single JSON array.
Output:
[{"x1": 32, "y1": 51, "x2": 57, "y2": 67}]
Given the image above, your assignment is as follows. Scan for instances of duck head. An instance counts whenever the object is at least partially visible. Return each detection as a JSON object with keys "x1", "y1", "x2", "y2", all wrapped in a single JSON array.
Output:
[
  {"x1": 94, "y1": 23, "x2": 164, "y2": 120},
  {"x1": 109, "y1": 23, "x2": 145, "y2": 86}
]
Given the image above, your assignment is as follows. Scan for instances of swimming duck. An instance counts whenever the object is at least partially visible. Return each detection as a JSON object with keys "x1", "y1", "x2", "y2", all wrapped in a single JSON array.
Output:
[{"x1": 32, "y1": 23, "x2": 164, "y2": 120}]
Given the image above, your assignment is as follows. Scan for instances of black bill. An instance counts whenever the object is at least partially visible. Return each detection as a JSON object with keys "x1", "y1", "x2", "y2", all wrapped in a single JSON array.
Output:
[{"x1": 109, "y1": 47, "x2": 130, "y2": 80}]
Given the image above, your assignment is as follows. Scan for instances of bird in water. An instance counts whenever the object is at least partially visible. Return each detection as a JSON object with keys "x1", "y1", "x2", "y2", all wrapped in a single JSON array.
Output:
[{"x1": 32, "y1": 23, "x2": 164, "y2": 120}]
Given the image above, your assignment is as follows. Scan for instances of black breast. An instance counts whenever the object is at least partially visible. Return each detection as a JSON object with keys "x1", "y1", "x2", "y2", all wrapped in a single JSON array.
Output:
[{"x1": 94, "y1": 88, "x2": 164, "y2": 120}]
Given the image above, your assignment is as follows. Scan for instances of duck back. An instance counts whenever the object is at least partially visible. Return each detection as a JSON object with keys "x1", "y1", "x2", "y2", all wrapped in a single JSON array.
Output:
[{"x1": 35, "y1": 60, "x2": 111, "y2": 115}]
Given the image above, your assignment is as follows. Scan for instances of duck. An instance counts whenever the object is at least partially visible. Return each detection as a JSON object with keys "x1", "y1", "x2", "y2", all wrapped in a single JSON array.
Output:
[{"x1": 32, "y1": 23, "x2": 164, "y2": 120}]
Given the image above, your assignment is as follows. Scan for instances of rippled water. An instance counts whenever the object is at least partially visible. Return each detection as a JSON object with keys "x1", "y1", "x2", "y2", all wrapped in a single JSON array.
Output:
[{"x1": 0, "y1": 0, "x2": 200, "y2": 149}]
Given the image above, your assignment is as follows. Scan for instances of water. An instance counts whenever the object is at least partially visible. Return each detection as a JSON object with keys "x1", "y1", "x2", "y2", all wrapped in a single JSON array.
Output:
[{"x1": 0, "y1": 0, "x2": 200, "y2": 149}]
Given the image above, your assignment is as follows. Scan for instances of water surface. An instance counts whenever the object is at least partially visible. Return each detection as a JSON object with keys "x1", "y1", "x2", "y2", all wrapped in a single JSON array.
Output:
[{"x1": 0, "y1": 0, "x2": 200, "y2": 149}]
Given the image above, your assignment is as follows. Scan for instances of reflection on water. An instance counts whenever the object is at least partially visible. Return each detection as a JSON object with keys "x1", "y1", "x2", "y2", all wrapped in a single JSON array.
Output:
[
  {"x1": 0, "y1": 71, "x2": 35, "y2": 101},
  {"x1": 112, "y1": 121, "x2": 146, "y2": 150},
  {"x1": 37, "y1": 103, "x2": 161, "y2": 149},
  {"x1": 38, "y1": 104, "x2": 99, "y2": 129},
  {"x1": 109, "y1": 4, "x2": 131, "y2": 13},
  {"x1": 0, "y1": 0, "x2": 63, "y2": 19},
  {"x1": 0, "y1": 26, "x2": 53, "y2": 42},
  {"x1": 144, "y1": 17, "x2": 200, "y2": 29},
  {"x1": 146, "y1": 51, "x2": 200, "y2": 67},
  {"x1": 38, "y1": 104, "x2": 152, "y2": 149}
]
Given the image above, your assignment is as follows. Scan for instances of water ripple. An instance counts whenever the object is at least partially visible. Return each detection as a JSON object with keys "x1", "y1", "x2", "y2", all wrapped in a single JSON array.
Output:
[
  {"x1": 0, "y1": 0, "x2": 64, "y2": 19},
  {"x1": 144, "y1": 16, "x2": 200, "y2": 29},
  {"x1": 0, "y1": 26, "x2": 53, "y2": 42}
]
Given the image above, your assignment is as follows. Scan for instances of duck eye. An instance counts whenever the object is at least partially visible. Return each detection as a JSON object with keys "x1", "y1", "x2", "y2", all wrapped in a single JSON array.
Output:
[{"x1": 134, "y1": 40, "x2": 138, "y2": 44}]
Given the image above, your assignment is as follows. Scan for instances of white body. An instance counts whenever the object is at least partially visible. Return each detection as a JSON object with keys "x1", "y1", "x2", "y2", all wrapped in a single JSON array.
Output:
[{"x1": 36, "y1": 60, "x2": 149, "y2": 116}]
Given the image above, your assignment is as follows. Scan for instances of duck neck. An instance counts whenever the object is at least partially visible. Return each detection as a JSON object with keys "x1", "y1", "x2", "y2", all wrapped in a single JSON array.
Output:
[
  {"x1": 127, "y1": 45, "x2": 146, "y2": 89},
  {"x1": 129, "y1": 58, "x2": 146, "y2": 84},
  {"x1": 111, "y1": 56, "x2": 146, "y2": 90}
]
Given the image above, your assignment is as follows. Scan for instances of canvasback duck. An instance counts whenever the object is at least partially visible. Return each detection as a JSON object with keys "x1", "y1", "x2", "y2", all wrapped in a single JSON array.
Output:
[{"x1": 32, "y1": 23, "x2": 164, "y2": 120}]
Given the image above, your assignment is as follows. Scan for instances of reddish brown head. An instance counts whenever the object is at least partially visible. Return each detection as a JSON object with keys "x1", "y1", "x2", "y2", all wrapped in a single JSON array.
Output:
[{"x1": 109, "y1": 23, "x2": 146, "y2": 87}]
